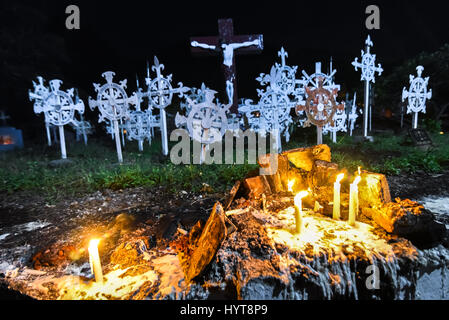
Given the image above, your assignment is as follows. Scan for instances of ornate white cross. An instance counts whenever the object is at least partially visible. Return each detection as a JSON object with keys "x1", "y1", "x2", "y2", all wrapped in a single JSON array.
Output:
[
  {"x1": 125, "y1": 110, "x2": 152, "y2": 151},
  {"x1": 402, "y1": 66, "x2": 432, "y2": 129},
  {"x1": 37, "y1": 80, "x2": 85, "y2": 159},
  {"x1": 29, "y1": 76, "x2": 54, "y2": 146},
  {"x1": 144, "y1": 56, "x2": 190, "y2": 156},
  {"x1": 71, "y1": 114, "x2": 92, "y2": 146},
  {"x1": 296, "y1": 78, "x2": 344, "y2": 145},
  {"x1": 180, "y1": 83, "x2": 209, "y2": 115},
  {"x1": 323, "y1": 106, "x2": 348, "y2": 143},
  {"x1": 346, "y1": 93, "x2": 359, "y2": 136},
  {"x1": 89, "y1": 71, "x2": 137, "y2": 163},
  {"x1": 240, "y1": 66, "x2": 295, "y2": 152},
  {"x1": 256, "y1": 47, "x2": 304, "y2": 98},
  {"x1": 352, "y1": 35, "x2": 383, "y2": 137},
  {"x1": 176, "y1": 89, "x2": 231, "y2": 164}
]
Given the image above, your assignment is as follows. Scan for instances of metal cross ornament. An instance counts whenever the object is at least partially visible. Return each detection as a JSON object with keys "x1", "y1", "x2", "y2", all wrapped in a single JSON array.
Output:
[
  {"x1": 180, "y1": 83, "x2": 210, "y2": 115},
  {"x1": 37, "y1": 80, "x2": 85, "y2": 159},
  {"x1": 29, "y1": 76, "x2": 54, "y2": 146},
  {"x1": 239, "y1": 66, "x2": 295, "y2": 152},
  {"x1": 176, "y1": 89, "x2": 231, "y2": 163},
  {"x1": 323, "y1": 105, "x2": 348, "y2": 143},
  {"x1": 125, "y1": 110, "x2": 152, "y2": 151},
  {"x1": 257, "y1": 47, "x2": 302, "y2": 96},
  {"x1": 122, "y1": 76, "x2": 153, "y2": 152},
  {"x1": 352, "y1": 35, "x2": 383, "y2": 137},
  {"x1": 144, "y1": 56, "x2": 190, "y2": 156},
  {"x1": 402, "y1": 66, "x2": 432, "y2": 129},
  {"x1": 346, "y1": 93, "x2": 359, "y2": 136},
  {"x1": 70, "y1": 114, "x2": 93, "y2": 146},
  {"x1": 89, "y1": 71, "x2": 137, "y2": 163},
  {"x1": 296, "y1": 78, "x2": 345, "y2": 145},
  {"x1": 302, "y1": 62, "x2": 339, "y2": 92}
]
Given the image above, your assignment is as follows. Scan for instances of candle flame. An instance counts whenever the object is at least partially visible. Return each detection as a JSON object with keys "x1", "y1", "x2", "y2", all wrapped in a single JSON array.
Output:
[
  {"x1": 335, "y1": 173, "x2": 345, "y2": 184},
  {"x1": 353, "y1": 176, "x2": 362, "y2": 186},
  {"x1": 294, "y1": 191, "x2": 308, "y2": 207},
  {"x1": 288, "y1": 180, "x2": 295, "y2": 192},
  {"x1": 89, "y1": 239, "x2": 100, "y2": 251}
]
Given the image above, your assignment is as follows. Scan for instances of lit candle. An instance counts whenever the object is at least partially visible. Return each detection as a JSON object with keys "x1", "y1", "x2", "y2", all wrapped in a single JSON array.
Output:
[
  {"x1": 333, "y1": 173, "x2": 345, "y2": 220},
  {"x1": 88, "y1": 239, "x2": 103, "y2": 283},
  {"x1": 294, "y1": 191, "x2": 308, "y2": 234},
  {"x1": 348, "y1": 176, "x2": 362, "y2": 226}
]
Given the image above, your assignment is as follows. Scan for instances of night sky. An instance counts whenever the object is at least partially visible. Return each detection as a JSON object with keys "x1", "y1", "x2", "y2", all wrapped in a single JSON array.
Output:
[{"x1": 2, "y1": 0, "x2": 449, "y2": 135}]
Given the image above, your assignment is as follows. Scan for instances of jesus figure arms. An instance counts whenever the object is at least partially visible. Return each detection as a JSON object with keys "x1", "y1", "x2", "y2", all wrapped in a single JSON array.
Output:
[
  {"x1": 191, "y1": 41, "x2": 216, "y2": 51},
  {"x1": 226, "y1": 39, "x2": 261, "y2": 51}
]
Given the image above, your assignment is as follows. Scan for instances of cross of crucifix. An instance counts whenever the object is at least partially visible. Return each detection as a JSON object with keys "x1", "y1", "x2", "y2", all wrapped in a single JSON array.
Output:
[{"x1": 190, "y1": 18, "x2": 263, "y2": 114}]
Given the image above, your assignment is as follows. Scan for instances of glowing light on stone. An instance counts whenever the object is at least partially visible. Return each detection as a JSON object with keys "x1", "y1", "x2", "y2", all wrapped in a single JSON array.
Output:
[
  {"x1": 294, "y1": 191, "x2": 308, "y2": 234},
  {"x1": 333, "y1": 173, "x2": 345, "y2": 220},
  {"x1": 348, "y1": 176, "x2": 362, "y2": 226},
  {"x1": 88, "y1": 239, "x2": 103, "y2": 283}
]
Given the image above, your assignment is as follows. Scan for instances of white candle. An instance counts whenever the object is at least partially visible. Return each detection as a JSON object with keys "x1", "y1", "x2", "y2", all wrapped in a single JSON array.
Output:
[
  {"x1": 294, "y1": 191, "x2": 308, "y2": 234},
  {"x1": 348, "y1": 176, "x2": 361, "y2": 226},
  {"x1": 333, "y1": 173, "x2": 345, "y2": 220},
  {"x1": 88, "y1": 239, "x2": 103, "y2": 283}
]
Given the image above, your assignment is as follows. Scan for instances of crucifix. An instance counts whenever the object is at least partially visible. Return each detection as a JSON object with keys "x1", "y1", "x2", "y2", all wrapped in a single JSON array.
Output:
[{"x1": 190, "y1": 18, "x2": 263, "y2": 114}]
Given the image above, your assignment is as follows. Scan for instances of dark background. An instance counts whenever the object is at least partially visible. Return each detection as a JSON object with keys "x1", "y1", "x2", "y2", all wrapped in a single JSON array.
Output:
[{"x1": 1, "y1": 0, "x2": 449, "y2": 138}]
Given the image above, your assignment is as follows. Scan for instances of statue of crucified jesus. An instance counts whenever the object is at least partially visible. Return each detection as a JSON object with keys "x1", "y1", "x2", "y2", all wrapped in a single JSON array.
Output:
[{"x1": 191, "y1": 39, "x2": 261, "y2": 104}]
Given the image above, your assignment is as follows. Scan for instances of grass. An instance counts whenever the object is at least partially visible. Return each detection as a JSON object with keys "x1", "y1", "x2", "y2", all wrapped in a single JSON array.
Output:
[
  {"x1": 1, "y1": 130, "x2": 448, "y2": 202},
  {"x1": 312, "y1": 132, "x2": 449, "y2": 176},
  {"x1": 0, "y1": 137, "x2": 258, "y2": 202}
]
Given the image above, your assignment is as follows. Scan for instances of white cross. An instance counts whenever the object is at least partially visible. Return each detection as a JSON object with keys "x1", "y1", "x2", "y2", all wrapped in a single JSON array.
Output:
[
  {"x1": 89, "y1": 71, "x2": 136, "y2": 163},
  {"x1": 38, "y1": 80, "x2": 85, "y2": 159},
  {"x1": 256, "y1": 47, "x2": 302, "y2": 96},
  {"x1": 239, "y1": 70, "x2": 295, "y2": 152},
  {"x1": 29, "y1": 76, "x2": 54, "y2": 146},
  {"x1": 71, "y1": 115, "x2": 92, "y2": 145},
  {"x1": 347, "y1": 93, "x2": 359, "y2": 136},
  {"x1": 352, "y1": 35, "x2": 383, "y2": 83},
  {"x1": 402, "y1": 66, "x2": 432, "y2": 129},
  {"x1": 144, "y1": 56, "x2": 190, "y2": 156},
  {"x1": 125, "y1": 110, "x2": 152, "y2": 151},
  {"x1": 175, "y1": 89, "x2": 231, "y2": 164},
  {"x1": 352, "y1": 35, "x2": 383, "y2": 137}
]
